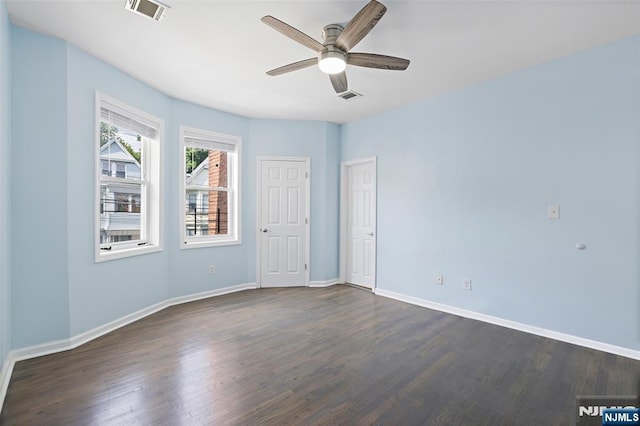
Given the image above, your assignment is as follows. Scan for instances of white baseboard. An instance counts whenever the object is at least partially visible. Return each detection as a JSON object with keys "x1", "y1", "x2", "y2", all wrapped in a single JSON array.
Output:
[
  {"x1": 0, "y1": 283, "x2": 260, "y2": 414},
  {"x1": 1, "y1": 282, "x2": 257, "y2": 411},
  {"x1": 374, "y1": 288, "x2": 640, "y2": 361},
  {"x1": 11, "y1": 337, "x2": 73, "y2": 362},
  {"x1": 309, "y1": 279, "x2": 340, "y2": 288},
  {"x1": 7, "y1": 282, "x2": 258, "y2": 364},
  {"x1": 69, "y1": 301, "x2": 169, "y2": 351},
  {"x1": 0, "y1": 352, "x2": 15, "y2": 414},
  {"x1": 167, "y1": 283, "x2": 256, "y2": 306},
  {"x1": 5, "y1": 282, "x2": 636, "y2": 414}
]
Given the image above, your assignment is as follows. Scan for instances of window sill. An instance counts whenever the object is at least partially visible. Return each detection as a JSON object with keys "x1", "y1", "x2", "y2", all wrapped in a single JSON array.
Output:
[
  {"x1": 95, "y1": 244, "x2": 162, "y2": 263},
  {"x1": 181, "y1": 238, "x2": 241, "y2": 250}
]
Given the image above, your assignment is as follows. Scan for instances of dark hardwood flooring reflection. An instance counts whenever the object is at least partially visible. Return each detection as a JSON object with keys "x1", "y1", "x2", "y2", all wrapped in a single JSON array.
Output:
[{"x1": 1, "y1": 285, "x2": 639, "y2": 425}]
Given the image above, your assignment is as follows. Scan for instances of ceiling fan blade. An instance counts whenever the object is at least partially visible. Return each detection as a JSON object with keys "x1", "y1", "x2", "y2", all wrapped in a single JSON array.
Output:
[
  {"x1": 329, "y1": 72, "x2": 348, "y2": 93},
  {"x1": 347, "y1": 53, "x2": 410, "y2": 70},
  {"x1": 266, "y1": 58, "x2": 318, "y2": 76},
  {"x1": 335, "y1": 0, "x2": 387, "y2": 52},
  {"x1": 261, "y1": 15, "x2": 326, "y2": 53}
]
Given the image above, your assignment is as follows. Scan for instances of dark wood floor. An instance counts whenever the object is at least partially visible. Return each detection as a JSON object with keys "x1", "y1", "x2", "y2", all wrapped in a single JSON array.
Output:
[{"x1": 1, "y1": 285, "x2": 639, "y2": 425}]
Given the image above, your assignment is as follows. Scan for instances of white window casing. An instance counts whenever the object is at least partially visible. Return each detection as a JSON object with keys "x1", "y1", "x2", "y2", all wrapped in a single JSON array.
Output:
[
  {"x1": 95, "y1": 92, "x2": 163, "y2": 262},
  {"x1": 180, "y1": 126, "x2": 241, "y2": 248}
]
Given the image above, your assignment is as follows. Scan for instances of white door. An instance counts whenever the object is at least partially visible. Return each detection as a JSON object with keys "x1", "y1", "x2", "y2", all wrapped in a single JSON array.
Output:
[
  {"x1": 346, "y1": 160, "x2": 376, "y2": 288},
  {"x1": 259, "y1": 158, "x2": 309, "y2": 287}
]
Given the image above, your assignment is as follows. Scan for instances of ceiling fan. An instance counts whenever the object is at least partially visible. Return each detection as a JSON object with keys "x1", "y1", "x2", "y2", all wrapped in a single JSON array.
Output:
[{"x1": 261, "y1": 0, "x2": 410, "y2": 94}]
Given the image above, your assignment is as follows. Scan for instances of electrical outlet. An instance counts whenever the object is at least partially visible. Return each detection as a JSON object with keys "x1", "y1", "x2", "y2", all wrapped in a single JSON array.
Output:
[
  {"x1": 436, "y1": 275, "x2": 444, "y2": 285},
  {"x1": 208, "y1": 264, "x2": 216, "y2": 275},
  {"x1": 463, "y1": 278, "x2": 472, "y2": 291}
]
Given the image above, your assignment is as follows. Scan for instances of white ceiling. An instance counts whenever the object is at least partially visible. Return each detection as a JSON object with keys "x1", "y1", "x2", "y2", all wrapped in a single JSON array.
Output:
[{"x1": 6, "y1": 0, "x2": 640, "y2": 124}]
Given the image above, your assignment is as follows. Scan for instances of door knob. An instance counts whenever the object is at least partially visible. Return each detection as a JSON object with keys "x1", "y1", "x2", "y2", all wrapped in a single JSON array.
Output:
[
  {"x1": 367, "y1": 232, "x2": 374, "y2": 236},
  {"x1": 261, "y1": 228, "x2": 268, "y2": 233}
]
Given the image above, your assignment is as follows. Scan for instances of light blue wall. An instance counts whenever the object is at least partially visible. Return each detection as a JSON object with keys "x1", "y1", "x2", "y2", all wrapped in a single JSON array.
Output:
[
  {"x1": 65, "y1": 46, "x2": 173, "y2": 336},
  {"x1": 10, "y1": 26, "x2": 342, "y2": 347},
  {"x1": 9, "y1": 22, "x2": 637, "y2": 354},
  {"x1": 323, "y1": 123, "x2": 341, "y2": 280},
  {"x1": 167, "y1": 100, "x2": 251, "y2": 298},
  {"x1": 167, "y1": 115, "x2": 340, "y2": 295},
  {"x1": 11, "y1": 28, "x2": 71, "y2": 348},
  {"x1": 247, "y1": 119, "x2": 341, "y2": 282},
  {"x1": 341, "y1": 35, "x2": 640, "y2": 350},
  {"x1": 0, "y1": 0, "x2": 11, "y2": 367}
]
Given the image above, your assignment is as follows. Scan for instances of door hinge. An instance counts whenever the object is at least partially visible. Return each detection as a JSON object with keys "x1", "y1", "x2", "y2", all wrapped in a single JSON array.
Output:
[
  {"x1": 305, "y1": 218, "x2": 308, "y2": 224},
  {"x1": 305, "y1": 172, "x2": 308, "y2": 178},
  {"x1": 305, "y1": 264, "x2": 307, "y2": 271}
]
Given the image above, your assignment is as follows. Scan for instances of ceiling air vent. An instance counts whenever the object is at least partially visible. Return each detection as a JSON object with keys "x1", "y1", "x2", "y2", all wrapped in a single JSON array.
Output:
[
  {"x1": 338, "y1": 90, "x2": 362, "y2": 101},
  {"x1": 125, "y1": 0, "x2": 169, "y2": 21}
]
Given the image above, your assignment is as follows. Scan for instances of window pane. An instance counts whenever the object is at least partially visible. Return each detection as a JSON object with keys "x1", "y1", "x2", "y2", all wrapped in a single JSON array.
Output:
[
  {"x1": 116, "y1": 163, "x2": 126, "y2": 178},
  {"x1": 185, "y1": 148, "x2": 228, "y2": 189},
  {"x1": 100, "y1": 121, "x2": 143, "y2": 181},
  {"x1": 185, "y1": 189, "x2": 228, "y2": 236},
  {"x1": 100, "y1": 184, "x2": 142, "y2": 244},
  {"x1": 202, "y1": 194, "x2": 209, "y2": 213}
]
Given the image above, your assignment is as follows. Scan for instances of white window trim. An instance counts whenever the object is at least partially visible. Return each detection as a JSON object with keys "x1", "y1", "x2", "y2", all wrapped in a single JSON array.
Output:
[
  {"x1": 95, "y1": 92, "x2": 163, "y2": 262},
  {"x1": 180, "y1": 125, "x2": 241, "y2": 249}
]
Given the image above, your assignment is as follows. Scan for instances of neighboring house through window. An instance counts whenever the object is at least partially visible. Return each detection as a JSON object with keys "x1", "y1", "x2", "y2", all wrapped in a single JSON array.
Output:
[
  {"x1": 96, "y1": 93, "x2": 163, "y2": 262},
  {"x1": 180, "y1": 126, "x2": 241, "y2": 248}
]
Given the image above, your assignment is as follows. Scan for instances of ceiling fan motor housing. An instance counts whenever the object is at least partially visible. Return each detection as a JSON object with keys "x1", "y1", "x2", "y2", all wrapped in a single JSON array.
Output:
[
  {"x1": 322, "y1": 24, "x2": 344, "y2": 44},
  {"x1": 318, "y1": 24, "x2": 347, "y2": 73}
]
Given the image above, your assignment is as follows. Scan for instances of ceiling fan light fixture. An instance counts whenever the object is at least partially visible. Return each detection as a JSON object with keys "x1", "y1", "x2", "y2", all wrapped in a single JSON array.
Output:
[{"x1": 318, "y1": 51, "x2": 347, "y2": 74}]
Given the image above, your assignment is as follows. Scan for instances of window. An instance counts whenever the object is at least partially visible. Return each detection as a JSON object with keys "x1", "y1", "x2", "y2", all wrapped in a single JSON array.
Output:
[
  {"x1": 96, "y1": 93, "x2": 163, "y2": 262},
  {"x1": 188, "y1": 192, "x2": 197, "y2": 214},
  {"x1": 116, "y1": 163, "x2": 126, "y2": 178},
  {"x1": 180, "y1": 126, "x2": 241, "y2": 248},
  {"x1": 202, "y1": 193, "x2": 209, "y2": 213}
]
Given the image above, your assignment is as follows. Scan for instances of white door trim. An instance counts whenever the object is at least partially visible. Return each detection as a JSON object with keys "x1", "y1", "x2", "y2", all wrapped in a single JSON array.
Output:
[
  {"x1": 340, "y1": 157, "x2": 377, "y2": 289},
  {"x1": 256, "y1": 156, "x2": 311, "y2": 288}
]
